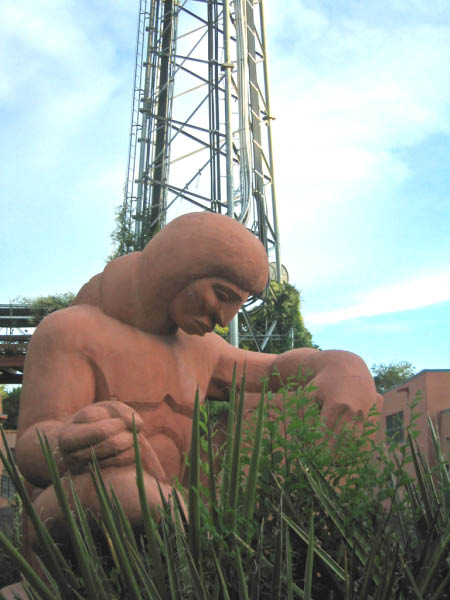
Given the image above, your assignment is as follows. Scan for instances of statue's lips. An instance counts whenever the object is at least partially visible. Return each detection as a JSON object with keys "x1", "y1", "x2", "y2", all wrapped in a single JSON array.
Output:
[{"x1": 193, "y1": 319, "x2": 214, "y2": 335}]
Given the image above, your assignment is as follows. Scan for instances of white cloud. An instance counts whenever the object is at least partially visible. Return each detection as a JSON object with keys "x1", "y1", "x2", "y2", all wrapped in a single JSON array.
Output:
[
  {"x1": 306, "y1": 270, "x2": 450, "y2": 325},
  {"x1": 0, "y1": 0, "x2": 130, "y2": 165},
  {"x1": 258, "y1": 2, "x2": 450, "y2": 311}
]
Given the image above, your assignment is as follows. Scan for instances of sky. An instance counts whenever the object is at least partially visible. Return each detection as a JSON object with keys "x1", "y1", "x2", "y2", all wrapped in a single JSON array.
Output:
[{"x1": 1, "y1": 0, "x2": 449, "y2": 374}]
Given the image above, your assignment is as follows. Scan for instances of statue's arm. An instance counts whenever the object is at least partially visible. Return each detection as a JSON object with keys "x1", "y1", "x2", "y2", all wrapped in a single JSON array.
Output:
[
  {"x1": 207, "y1": 336, "x2": 379, "y2": 428},
  {"x1": 206, "y1": 334, "x2": 277, "y2": 399},
  {"x1": 16, "y1": 311, "x2": 96, "y2": 488},
  {"x1": 268, "y1": 348, "x2": 380, "y2": 427}
]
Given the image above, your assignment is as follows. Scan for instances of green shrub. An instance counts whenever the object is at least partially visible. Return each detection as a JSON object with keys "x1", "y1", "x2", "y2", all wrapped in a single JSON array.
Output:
[
  {"x1": 0, "y1": 494, "x2": 22, "y2": 589},
  {"x1": 0, "y1": 373, "x2": 449, "y2": 599}
]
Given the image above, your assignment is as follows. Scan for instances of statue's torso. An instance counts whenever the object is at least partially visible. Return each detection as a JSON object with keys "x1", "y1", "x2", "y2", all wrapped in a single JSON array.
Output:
[{"x1": 58, "y1": 305, "x2": 218, "y2": 481}]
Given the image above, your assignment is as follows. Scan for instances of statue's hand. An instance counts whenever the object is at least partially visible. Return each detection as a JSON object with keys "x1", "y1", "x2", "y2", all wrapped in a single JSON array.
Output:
[
  {"x1": 311, "y1": 367, "x2": 378, "y2": 432},
  {"x1": 58, "y1": 400, "x2": 144, "y2": 475}
]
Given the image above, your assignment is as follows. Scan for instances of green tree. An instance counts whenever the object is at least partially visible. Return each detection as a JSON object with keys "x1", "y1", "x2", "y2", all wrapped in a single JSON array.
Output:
[
  {"x1": 0, "y1": 386, "x2": 20, "y2": 429},
  {"x1": 239, "y1": 281, "x2": 316, "y2": 353},
  {"x1": 109, "y1": 200, "x2": 135, "y2": 259},
  {"x1": 109, "y1": 188, "x2": 162, "y2": 259},
  {"x1": 14, "y1": 293, "x2": 75, "y2": 326},
  {"x1": 371, "y1": 361, "x2": 415, "y2": 394}
]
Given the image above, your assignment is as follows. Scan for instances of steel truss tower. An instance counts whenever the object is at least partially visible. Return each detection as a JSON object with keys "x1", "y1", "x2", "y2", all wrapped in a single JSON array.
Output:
[{"x1": 122, "y1": 0, "x2": 281, "y2": 345}]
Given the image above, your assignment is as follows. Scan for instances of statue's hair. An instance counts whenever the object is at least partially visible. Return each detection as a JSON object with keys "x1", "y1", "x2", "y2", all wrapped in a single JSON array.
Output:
[
  {"x1": 76, "y1": 212, "x2": 268, "y2": 334},
  {"x1": 141, "y1": 212, "x2": 268, "y2": 295}
]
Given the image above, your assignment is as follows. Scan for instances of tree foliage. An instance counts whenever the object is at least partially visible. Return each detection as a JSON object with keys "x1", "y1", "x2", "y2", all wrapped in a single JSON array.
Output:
[
  {"x1": 1, "y1": 378, "x2": 450, "y2": 598},
  {"x1": 110, "y1": 188, "x2": 163, "y2": 259},
  {"x1": 239, "y1": 281, "x2": 316, "y2": 353},
  {"x1": 371, "y1": 361, "x2": 415, "y2": 394},
  {"x1": 109, "y1": 201, "x2": 135, "y2": 260},
  {"x1": 0, "y1": 386, "x2": 20, "y2": 429},
  {"x1": 15, "y1": 293, "x2": 75, "y2": 326}
]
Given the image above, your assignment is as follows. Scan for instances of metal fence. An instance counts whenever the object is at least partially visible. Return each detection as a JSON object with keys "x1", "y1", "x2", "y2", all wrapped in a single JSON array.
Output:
[{"x1": 0, "y1": 474, "x2": 15, "y2": 498}]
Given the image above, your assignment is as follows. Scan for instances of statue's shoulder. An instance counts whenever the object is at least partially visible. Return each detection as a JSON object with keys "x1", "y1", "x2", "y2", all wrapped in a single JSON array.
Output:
[{"x1": 30, "y1": 305, "x2": 107, "y2": 351}]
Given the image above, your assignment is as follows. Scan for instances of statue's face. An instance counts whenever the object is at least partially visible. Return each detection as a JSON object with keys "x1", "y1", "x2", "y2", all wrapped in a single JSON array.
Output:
[{"x1": 169, "y1": 277, "x2": 249, "y2": 336}]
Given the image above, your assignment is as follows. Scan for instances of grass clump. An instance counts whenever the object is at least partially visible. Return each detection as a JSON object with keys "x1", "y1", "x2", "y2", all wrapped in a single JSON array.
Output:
[{"x1": 0, "y1": 372, "x2": 449, "y2": 598}]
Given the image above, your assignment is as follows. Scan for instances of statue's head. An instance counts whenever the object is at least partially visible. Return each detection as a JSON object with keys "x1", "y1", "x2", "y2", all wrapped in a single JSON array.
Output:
[
  {"x1": 169, "y1": 277, "x2": 249, "y2": 335},
  {"x1": 136, "y1": 212, "x2": 269, "y2": 334}
]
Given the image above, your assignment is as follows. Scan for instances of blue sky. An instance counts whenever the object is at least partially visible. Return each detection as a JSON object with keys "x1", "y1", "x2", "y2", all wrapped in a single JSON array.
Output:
[{"x1": 1, "y1": 0, "x2": 449, "y2": 374}]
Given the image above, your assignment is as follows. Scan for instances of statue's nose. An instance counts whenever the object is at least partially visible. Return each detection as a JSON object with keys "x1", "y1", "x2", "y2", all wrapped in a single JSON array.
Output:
[
  {"x1": 215, "y1": 304, "x2": 237, "y2": 327},
  {"x1": 214, "y1": 308, "x2": 226, "y2": 327}
]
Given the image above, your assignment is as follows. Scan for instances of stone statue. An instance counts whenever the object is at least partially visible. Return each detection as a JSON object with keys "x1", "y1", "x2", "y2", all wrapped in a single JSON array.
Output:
[{"x1": 16, "y1": 212, "x2": 380, "y2": 544}]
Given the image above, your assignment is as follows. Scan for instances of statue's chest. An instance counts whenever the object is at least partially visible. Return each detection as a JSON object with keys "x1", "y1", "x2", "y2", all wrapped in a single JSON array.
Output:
[{"x1": 88, "y1": 325, "x2": 202, "y2": 416}]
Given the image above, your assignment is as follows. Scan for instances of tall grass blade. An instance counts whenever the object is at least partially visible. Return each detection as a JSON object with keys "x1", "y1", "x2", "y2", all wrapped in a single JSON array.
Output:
[
  {"x1": 357, "y1": 521, "x2": 385, "y2": 599},
  {"x1": 0, "y1": 429, "x2": 78, "y2": 595},
  {"x1": 402, "y1": 558, "x2": 425, "y2": 600},
  {"x1": 303, "y1": 512, "x2": 314, "y2": 600},
  {"x1": 271, "y1": 498, "x2": 283, "y2": 600},
  {"x1": 418, "y1": 532, "x2": 450, "y2": 596},
  {"x1": 90, "y1": 457, "x2": 144, "y2": 600},
  {"x1": 221, "y1": 364, "x2": 237, "y2": 510},
  {"x1": 234, "y1": 544, "x2": 250, "y2": 600},
  {"x1": 429, "y1": 568, "x2": 450, "y2": 600},
  {"x1": 407, "y1": 433, "x2": 434, "y2": 527},
  {"x1": 428, "y1": 416, "x2": 450, "y2": 513},
  {"x1": 37, "y1": 434, "x2": 100, "y2": 600},
  {"x1": 171, "y1": 505, "x2": 191, "y2": 596},
  {"x1": 205, "y1": 403, "x2": 219, "y2": 530},
  {"x1": 69, "y1": 482, "x2": 117, "y2": 600},
  {"x1": 184, "y1": 546, "x2": 208, "y2": 599},
  {"x1": 416, "y1": 444, "x2": 441, "y2": 519},
  {"x1": 131, "y1": 421, "x2": 166, "y2": 595},
  {"x1": 69, "y1": 481, "x2": 100, "y2": 561},
  {"x1": 109, "y1": 487, "x2": 139, "y2": 554},
  {"x1": 285, "y1": 528, "x2": 294, "y2": 600},
  {"x1": 243, "y1": 383, "x2": 265, "y2": 526},
  {"x1": 126, "y1": 543, "x2": 162, "y2": 600},
  {"x1": 343, "y1": 549, "x2": 351, "y2": 600},
  {"x1": 229, "y1": 367, "x2": 246, "y2": 523},
  {"x1": 250, "y1": 521, "x2": 264, "y2": 600},
  {"x1": 296, "y1": 458, "x2": 371, "y2": 567},
  {"x1": 188, "y1": 389, "x2": 202, "y2": 570},
  {"x1": 378, "y1": 542, "x2": 399, "y2": 600},
  {"x1": 161, "y1": 518, "x2": 180, "y2": 600},
  {"x1": 414, "y1": 509, "x2": 440, "y2": 581},
  {"x1": 0, "y1": 531, "x2": 58, "y2": 600},
  {"x1": 282, "y1": 513, "x2": 345, "y2": 583},
  {"x1": 212, "y1": 546, "x2": 231, "y2": 600}
]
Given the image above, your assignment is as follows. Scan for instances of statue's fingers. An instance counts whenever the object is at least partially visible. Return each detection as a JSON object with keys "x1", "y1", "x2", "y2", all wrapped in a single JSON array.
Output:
[
  {"x1": 105, "y1": 401, "x2": 144, "y2": 430},
  {"x1": 59, "y1": 418, "x2": 126, "y2": 453},
  {"x1": 72, "y1": 404, "x2": 112, "y2": 424},
  {"x1": 139, "y1": 434, "x2": 167, "y2": 482},
  {"x1": 95, "y1": 447, "x2": 137, "y2": 469},
  {"x1": 319, "y1": 402, "x2": 349, "y2": 433},
  {"x1": 68, "y1": 430, "x2": 134, "y2": 462},
  {"x1": 72, "y1": 400, "x2": 143, "y2": 430}
]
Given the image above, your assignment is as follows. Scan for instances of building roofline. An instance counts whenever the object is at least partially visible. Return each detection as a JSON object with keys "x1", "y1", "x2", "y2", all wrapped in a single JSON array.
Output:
[
  {"x1": 383, "y1": 369, "x2": 450, "y2": 394},
  {"x1": 415, "y1": 369, "x2": 450, "y2": 374}
]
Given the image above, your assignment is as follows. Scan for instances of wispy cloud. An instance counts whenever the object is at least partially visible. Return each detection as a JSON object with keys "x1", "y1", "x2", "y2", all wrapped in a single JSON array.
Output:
[
  {"x1": 261, "y1": 1, "x2": 450, "y2": 313},
  {"x1": 306, "y1": 270, "x2": 450, "y2": 325}
]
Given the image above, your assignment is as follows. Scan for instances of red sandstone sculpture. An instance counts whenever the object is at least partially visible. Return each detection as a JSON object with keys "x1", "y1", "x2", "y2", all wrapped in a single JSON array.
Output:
[{"x1": 16, "y1": 212, "x2": 380, "y2": 542}]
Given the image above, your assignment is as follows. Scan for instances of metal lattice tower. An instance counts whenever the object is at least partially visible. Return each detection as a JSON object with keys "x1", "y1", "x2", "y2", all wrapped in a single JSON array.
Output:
[
  {"x1": 0, "y1": 305, "x2": 32, "y2": 384},
  {"x1": 120, "y1": 0, "x2": 282, "y2": 346},
  {"x1": 123, "y1": 0, "x2": 280, "y2": 267}
]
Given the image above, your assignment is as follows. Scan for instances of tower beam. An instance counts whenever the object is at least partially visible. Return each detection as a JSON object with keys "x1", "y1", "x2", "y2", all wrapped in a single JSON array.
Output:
[
  {"x1": 119, "y1": 0, "x2": 282, "y2": 346},
  {"x1": 123, "y1": 0, "x2": 280, "y2": 267}
]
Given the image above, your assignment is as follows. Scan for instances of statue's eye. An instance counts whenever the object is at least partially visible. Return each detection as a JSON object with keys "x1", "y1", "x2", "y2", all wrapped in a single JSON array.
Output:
[
  {"x1": 213, "y1": 287, "x2": 229, "y2": 302},
  {"x1": 213, "y1": 284, "x2": 244, "y2": 304}
]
